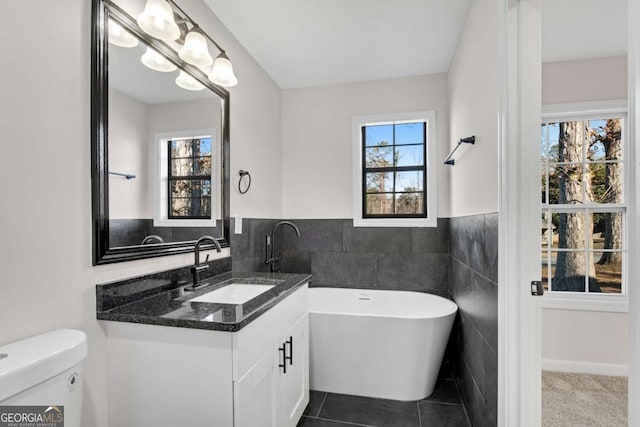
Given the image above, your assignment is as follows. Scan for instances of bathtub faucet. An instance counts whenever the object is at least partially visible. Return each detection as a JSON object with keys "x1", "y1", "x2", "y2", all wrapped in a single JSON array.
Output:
[{"x1": 265, "y1": 221, "x2": 300, "y2": 273}]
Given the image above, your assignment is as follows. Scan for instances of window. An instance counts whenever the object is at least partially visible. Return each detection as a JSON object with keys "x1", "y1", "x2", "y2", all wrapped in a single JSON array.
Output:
[
  {"x1": 352, "y1": 111, "x2": 437, "y2": 227},
  {"x1": 168, "y1": 137, "x2": 212, "y2": 219},
  {"x1": 154, "y1": 129, "x2": 218, "y2": 227},
  {"x1": 541, "y1": 113, "x2": 626, "y2": 296}
]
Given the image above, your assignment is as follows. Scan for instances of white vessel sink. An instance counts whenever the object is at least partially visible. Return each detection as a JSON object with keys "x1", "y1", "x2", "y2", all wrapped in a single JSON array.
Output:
[{"x1": 188, "y1": 284, "x2": 275, "y2": 305}]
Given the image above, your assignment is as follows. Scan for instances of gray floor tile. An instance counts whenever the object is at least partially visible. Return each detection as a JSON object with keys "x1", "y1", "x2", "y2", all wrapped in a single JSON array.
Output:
[
  {"x1": 423, "y1": 379, "x2": 463, "y2": 405},
  {"x1": 297, "y1": 416, "x2": 367, "y2": 427},
  {"x1": 419, "y1": 401, "x2": 470, "y2": 427},
  {"x1": 304, "y1": 391, "x2": 327, "y2": 417},
  {"x1": 318, "y1": 393, "x2": 420, "y2": 427}
]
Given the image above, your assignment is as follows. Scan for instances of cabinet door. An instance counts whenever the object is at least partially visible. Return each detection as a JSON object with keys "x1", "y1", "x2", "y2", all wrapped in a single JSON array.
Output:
[
  {"x1": 276, "y1": 314, "x2": 309, "y2": 427},
  {"x1": 234, "y1": 351, "x2": 278, "y2": 427}
]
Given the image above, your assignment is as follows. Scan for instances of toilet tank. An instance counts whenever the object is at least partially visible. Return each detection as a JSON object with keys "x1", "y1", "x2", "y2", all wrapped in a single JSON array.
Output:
[{"x1": 0, "y1": 329, "x2": 87, "y2": 427}]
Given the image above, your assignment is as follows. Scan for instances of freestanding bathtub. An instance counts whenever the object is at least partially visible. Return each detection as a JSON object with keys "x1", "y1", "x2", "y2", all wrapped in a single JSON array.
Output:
[{"x1": 309, "y1": 287, "x2": 458, "y2": 401}]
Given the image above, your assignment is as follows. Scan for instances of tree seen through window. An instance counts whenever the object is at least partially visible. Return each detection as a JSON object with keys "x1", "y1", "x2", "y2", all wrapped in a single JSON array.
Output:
[
  {"x1": 168, "y1": 137, "x2": 212, "y2": 219},
  {"x1": 541, "y1": 118, "x2": 624, "y2": 294},
  {"x1": 363, "y1": 122, "x2": 426, "y2": 217}
]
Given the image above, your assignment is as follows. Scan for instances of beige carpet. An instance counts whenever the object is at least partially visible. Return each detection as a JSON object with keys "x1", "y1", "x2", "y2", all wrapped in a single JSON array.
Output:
[{"x1": 542, "y1": 371, "x2": 628, "y2": 427}]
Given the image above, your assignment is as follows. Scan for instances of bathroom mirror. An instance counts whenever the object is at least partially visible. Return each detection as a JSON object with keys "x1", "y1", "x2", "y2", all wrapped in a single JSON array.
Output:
[{"x1": 91, "y1": 0, "x2": 230, "y2": 265}]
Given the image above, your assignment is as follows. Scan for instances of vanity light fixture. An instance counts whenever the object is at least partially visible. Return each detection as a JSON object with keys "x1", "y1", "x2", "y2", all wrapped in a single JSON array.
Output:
[
  {"x1": 108, "y1": 19, "x2": 138, "y2": 48},
  {"x1": 141, "y1": 47, "x2": 178, "y2": 72},
  {"x1": 137, "y1": 0, "x2": 181, "y2": 42},
  {"x1": 209, "y1": 52, "x2": 238, "y2": 87},
  {"x1": 175, "y1": 70, "x2": 205, "y2": 91},
  {"x1": 136, "y1": 0, "x2": 238, "y2": 87},
  {"x1": 178, "y1": 27, "x2": 213, "y2": 69}
]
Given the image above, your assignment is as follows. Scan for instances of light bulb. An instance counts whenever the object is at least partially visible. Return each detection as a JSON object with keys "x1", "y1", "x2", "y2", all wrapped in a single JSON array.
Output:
[
  {"x1": 108, "y1": 19, "x2": 138, "y2": 48},
  {"x1": 176, "y1": 71, "x2": 205, "y2": 91},
  {"x1": 179, "y1": 29, "x2": 213, "y2": 69},
  {"x1": 137, "y1": 0, "x2": 180, "y2": 42},
  {"x1": 141, "y1": 47, "x2": 177, "y2": 72},
  {"x1": 208, "y1": 53, "x2": 238, "y2": 87}
]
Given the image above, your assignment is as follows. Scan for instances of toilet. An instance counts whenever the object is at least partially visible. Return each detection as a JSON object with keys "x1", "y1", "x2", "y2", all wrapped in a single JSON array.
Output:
[{"x1": 0, "y1": 329, "x2": 87, "y2": 427}]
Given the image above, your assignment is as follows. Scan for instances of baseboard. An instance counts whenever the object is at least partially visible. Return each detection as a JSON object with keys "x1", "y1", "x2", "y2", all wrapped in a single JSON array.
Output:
[{"x1": 542, "y1": 358, "x2": 628, "y2": 376}]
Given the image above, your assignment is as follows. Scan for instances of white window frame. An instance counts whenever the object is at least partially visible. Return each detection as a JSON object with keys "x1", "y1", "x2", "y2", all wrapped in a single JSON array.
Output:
[
  {"x1": 541, "y1": 100, "x2": 629, "y2": 312},
  {"x1": 153, "y1": 128, "x2": 219, "y2": 228},
  {"x1": 351, "y1": 111, "x2": 437, "y2": 227}
]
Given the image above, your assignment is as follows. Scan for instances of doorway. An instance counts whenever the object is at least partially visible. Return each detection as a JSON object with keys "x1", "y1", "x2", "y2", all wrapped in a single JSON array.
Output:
[{"x1": 499, "y1": 0, "x2": 639, "y2": 425}]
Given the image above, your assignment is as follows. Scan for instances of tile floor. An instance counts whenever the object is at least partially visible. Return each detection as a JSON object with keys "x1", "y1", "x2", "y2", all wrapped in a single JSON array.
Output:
[{"x1": 297, "y1": 379, "x2": 470, "y2": 427}]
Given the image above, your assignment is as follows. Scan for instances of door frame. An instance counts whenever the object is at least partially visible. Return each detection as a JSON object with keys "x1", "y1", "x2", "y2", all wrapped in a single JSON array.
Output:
[
  {"x1": 498, "y1": 0, "x2": 542, "y2": 425},
  {"x1": 627, "y1": 0, "x2": 640, "y2": 424},
  {"x1": 499, "y1": 0, "x2": 640, "y2": 425}
]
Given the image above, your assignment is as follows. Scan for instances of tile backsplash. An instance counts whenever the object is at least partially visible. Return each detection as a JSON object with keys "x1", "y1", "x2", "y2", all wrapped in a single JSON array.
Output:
[{"x1": 232, "y1": 218, "x2": 450, "y2": 295}]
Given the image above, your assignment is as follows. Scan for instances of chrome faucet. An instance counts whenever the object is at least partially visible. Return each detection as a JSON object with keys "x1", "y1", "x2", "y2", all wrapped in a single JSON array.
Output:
[
  {"x1": 189, "y1": 236, "x2": 222, "y2": 289},
  {"x1": 265, "y1": 221, "x2": 300, "y2": 273}
]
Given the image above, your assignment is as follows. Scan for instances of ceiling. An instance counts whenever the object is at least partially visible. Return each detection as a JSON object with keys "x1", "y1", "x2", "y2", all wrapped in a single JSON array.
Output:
[
  {"x1": 203, "y1": 0, "x2": 471, "y2": 89},
  {"x1": 204, "y1": 0, "x2": 628, "y2": 89},
  {"x1": 109, "y1": 39, "x2": 217, "y2": 104}
]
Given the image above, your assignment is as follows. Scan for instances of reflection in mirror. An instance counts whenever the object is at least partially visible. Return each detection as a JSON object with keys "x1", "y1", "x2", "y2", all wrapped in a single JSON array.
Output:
[
  {"x1": 91, "y1": 0, "x2": 230, "y2": 264},
  {"x1": 108, "y1": 32, "x2": 222, "y2": 247}
]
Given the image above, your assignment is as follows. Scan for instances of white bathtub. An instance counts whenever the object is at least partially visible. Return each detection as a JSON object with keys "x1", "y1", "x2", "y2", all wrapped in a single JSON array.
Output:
[{"x1": 309, "y1": 287, "x2": 457, "y2": 401}]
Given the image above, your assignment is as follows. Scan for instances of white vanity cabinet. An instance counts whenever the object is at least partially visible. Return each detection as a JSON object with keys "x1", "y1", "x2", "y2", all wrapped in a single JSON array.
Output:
[
  {"x1": 233, "y1": 315, "x2": 309, "y2": 427},
  {"x1": 105, "y1": 284, "x2": 309, "y2": 427},
  {"x1": 232, "y1": 285, "x2": 309, "y2": 427},
  {"x1": 276, "y1": 314, "x2": 309, "y2": 427}
]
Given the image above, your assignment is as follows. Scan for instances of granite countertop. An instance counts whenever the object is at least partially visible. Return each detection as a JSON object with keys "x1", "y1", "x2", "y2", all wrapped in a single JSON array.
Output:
[{"x1": 96, "y1": 271, "x2": 311, "y2": 332}]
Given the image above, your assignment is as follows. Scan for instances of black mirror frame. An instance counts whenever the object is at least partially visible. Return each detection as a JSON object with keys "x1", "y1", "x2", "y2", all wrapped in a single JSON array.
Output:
[{"x1": 91, "y1": 0, "x2": 230, "y2": 265}]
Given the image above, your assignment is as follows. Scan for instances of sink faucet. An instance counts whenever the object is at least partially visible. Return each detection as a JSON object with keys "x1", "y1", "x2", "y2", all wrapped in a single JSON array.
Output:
[
  {"x1": 265, "y1": 221, "x2": 300, "y2": 273},
  {"x1": 189, "y1": 236, "x2": 222, "y2": 289},
  {"x1": 141, "y1": 234, "x2": 165, "y2": 245}
]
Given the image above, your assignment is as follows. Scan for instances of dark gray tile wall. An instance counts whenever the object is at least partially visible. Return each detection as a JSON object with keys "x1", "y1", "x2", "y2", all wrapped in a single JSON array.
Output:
[
  {"x1": 108, "y1": 218, "x2": 223, "y2": 247},
  {"x1": 230, "y1": 218, "x2": 279, "y2": 273},
  {"x1": 449, "y1": 213, "x2": 498, "y2": 427},
  {"x1": 281, "y1": 219, "x2": 450, "y2": 293},
  {"x1": 233, "y1": 218, "x2": 450, "y2": 293},
  {"x1": 109, "y1": 219, "x2": 147, "y2": 247}
]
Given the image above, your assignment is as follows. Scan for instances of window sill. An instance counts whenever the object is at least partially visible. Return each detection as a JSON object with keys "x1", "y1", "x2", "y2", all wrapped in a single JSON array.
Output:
[
  {"x1": 153, "y1": 218, "x2": 218, "y2": 228},
  {"x1": 352, "y1": 217, "x2": 437, "y2": 228},
  {"x1": 542, "y1": 294, "x2": 628, "y2": 313}
]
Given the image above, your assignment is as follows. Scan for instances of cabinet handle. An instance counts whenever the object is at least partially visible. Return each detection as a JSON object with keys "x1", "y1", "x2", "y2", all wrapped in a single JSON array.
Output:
[
  {"x1": 278, "y1": 343, "x2": 287, "y2": 374},
  {"x1": 286, "y1": 336, "x2": 293, "y2": 366}
]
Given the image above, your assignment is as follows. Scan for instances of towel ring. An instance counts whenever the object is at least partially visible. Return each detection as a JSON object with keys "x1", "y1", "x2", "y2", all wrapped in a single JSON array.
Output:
[{"x1": 238, "y1": 170, "x2": 251, "y2": 194}]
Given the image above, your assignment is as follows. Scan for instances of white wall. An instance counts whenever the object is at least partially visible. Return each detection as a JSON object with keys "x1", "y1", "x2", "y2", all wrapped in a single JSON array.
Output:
[
  {"x1": 542, "y1": 56, "x2": 628, "y2": 104},
  {"x1": 541, "y1": 55, "x2": 629, "y2": 374},
  {"x1": 447, "y1": 0, "x2": 500, "y2": 217},
  {"x1": 0, "y1": 1, "x2": 281, "y2": 426},
  {"x1": 109, "y1": 89, "x2": 150, "y2": 219},
  {"x1": 542, "y1": 309, "x2": 629, "y2": 374},
  {"x1": 148, "y1": 97, "x2": 221, "y2": 135},
  {"x1": 281, "y1": 74, "x2": 451, "y2": 218}
]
